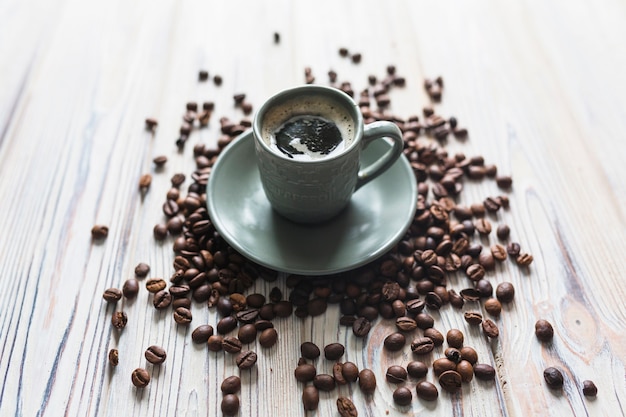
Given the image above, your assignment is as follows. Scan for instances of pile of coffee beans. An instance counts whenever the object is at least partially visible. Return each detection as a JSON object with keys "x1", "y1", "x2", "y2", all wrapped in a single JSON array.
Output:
[{"x1": 98, "y1": 48, "x2": 598, "y2": 414}]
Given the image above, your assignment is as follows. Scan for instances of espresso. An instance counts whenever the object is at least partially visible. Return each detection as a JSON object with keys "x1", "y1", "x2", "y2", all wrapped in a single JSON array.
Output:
[{"x1": 261, "y1": 96, "x2": 355, "y2": 161}]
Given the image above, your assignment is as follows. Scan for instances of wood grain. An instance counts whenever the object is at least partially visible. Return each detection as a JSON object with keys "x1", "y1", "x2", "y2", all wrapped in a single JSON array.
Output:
[{"x1": 1, "y1": 0, "x2": 625, "y2": 416}]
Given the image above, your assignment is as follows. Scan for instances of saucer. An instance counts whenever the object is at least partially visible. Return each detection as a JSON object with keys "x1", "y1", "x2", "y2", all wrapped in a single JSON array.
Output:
[{"x1": 206, "y1": 131, "x2": 417, "y2": 275}]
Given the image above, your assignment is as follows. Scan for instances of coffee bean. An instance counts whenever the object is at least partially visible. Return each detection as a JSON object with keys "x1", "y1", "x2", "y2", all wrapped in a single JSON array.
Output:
[
  {"x1": 294, "y1": 364, "x2": 317, "y2": 382},
  {"x1": 386, "y1": 365, "x2": 408, "y2": 384},
  {"x1": 491, "y1": 244, "x2": 507, "y2": 261},
  {"x1": 273, "y1": 300, "x2": 293, "y2": 317},
  {"x1": 496, "y1": 282, "x2": 515, "y2": 303},
  {"x1": 222, "y1": 336, "x2": 243, "y2": 353},
  {"x1": 332, "y1": 363, "x2": 348, "y2": 386},
  {"x1": 445, "y1": 347, "x2": 461, "y2": 363},
  {"x1": 300, "y1": 341, "x2": 321, "y2": 359},
  {"x1": 324, "y1": 343, "x2": 345, "y2": 360},
  {"x1": 108, "y1": 348, "x2": 118, "y2": 366},
  {"x1": 416, "y1": 381, "x2": 439, "y2": 401},
  {"x1": 246, "y1": 293, "x2": 266, "y2": 309},
  {"x1": 496, "y1": 224, "x2": 510, "y2": 240},
  {"x1": 484, "y1": 298, "x2": 502, "y2": 316},
  {"x1": 424, "y1": 328, "x2": 444, "y2": 346},
  {"x1": 448, "y1": 289, "x2": 464, "y2": 308},
  {"x1": 507, "y1": 242, "x2": 521, "y2": 257},
  {"x1": 146, "y1": 278, "x2": 166, "y2": 293},
  {"x1": 460, "y1": 346, "x2": 478, "y2": 365},
  {"x1": 535, "y1": 319, "x2": 554, "y2": 341},
  {"x1": 406, "y1": 361, "x2": 428, "y2": 379},
  {"x1": 131, "y1": 368, "x2": 150, "y2": 388},
  {"x1": 221, "y1": 394, "x2": 240, "y2": 415},
  {"x1": 439, "y1": 370, "x2": 462, "y2": 393},
  {"x1": 145, "y1": 117, "x2": 158, "y2": 131},
  {"x1": 483, "y1": 196, "x2": 501, "y2": 212},
  {"x1": 153, "y1": 290, "x2": 172, "y2": 309},
  {"x1": 473, "y1": 363, "x2": 496, "y2": 380},
  {"x1": 221, "y1": 375, "x2": 241, "y2": 394},
  {"x1": 145, "y1": 345, "x2": 167, "y2": 364},
  {"x1": 543, "y1": 367, "x2": 564, "y2": 389},
  {"x1": 336, "y1": 396, "x2": 358, "y2": 417},
  {"x1": 464, "y1": 311, "x2": 483, "y2": 325},
  {"x1": 91, "y1": 225, "x2": 109, "y2": 240},
  {"x1": 313, "y1": 374, "x2": 336, "y2": 391},
  {"x1": 411, "y1": 337, "x2": 435, "y2": 355},
  {"x1": 466, "y1": 264, "x2": 485, "y2": 281},
  {"x1": 460, "y1": 288, "x2": 481, "y2": 301},
  {"x1": 269, "y1": 287, "x2": 282, "y2": 303},
  {"x1": 415, "y1": 313, "x2": 435, "y2": 329},
  {"x1": 406, "y1": 299, "x2": 425, "y2": 314},
  {"x1": 302, "y1": 386, "x2": 319, "y2": 411},
  {"x1": 342, "y1": 362, "x2": 359, "y2": 382},
  {"x1": 358, "y1": 369, "x2": 376, "y2": 395},
  {"x1": 516, "y1": 252, "x2": 534, "y2": 266},
  {"x1": 103, "y1": 288, "x2": 122, "y2": 303},
  {"x1": 258, "y1": 328, "x2": 278, "y2": 348},
  {"x1": 235, "y1": 350, "x2": 257, "y2": 370},
  {"x1": 475, "y1": 218, "x2": 492, "y2": 235},
  {"x1": 396, "y1": 317, "x2": 418, "y2": 332},
  {"x1": 351, "y1": 317, "x2": 372, "y2": 338},
  {"x1": 191, "y1": 325, "x2": 214, "y2": 344},
  {"x1": 173, "y1": 306, "x2": 192, "y2": 325},
  {"x1": 456, "y1": 360, "x2": 474, "y2": 382},
  {"x1": 481, "y1": 318, "x2": 499, "y2": 338},
  {"x1": 134, "y1": 262, "x2": 150, "y2": 278},
  {"x1": 433, "y1": 358, "x2": 457, "y2": 376},
  {"x1": 446, "y1": 329, "x2": 464, "y2": 348},
  {"x1": 479, "y1": 251, "x2": 495, "y2": 270},
  {"x1": 139, "y1": 173, "x2": 152, "y2": 191},
  {"x1": 351, "y1": 53, "x2": 362, "y2": 63},
  {"x1": 122, "y1": 279, "x2": 139, "y2": 299},
  {"x1": 384, "y1": 332, "x2": 406, "y2": 351},
  {"x1": 254, "y1": 320, "x2": 274, "y2": 331},
  {"x1": 111, "y1": 311, "x2": 127, "y2": 329},
  {"x1": 582, "y1": 380, "x2": 597, "y2": 397},
  {"x1": 217, "y1": 316, "x2": 238, "y2": 334},
  {"x1": 207, "y1": 335, "x2": 224, "y2": 352},
  {"x1": 475, "y1": 279, "x2": 493, "y2": 298},
  {"x1": 392, "y1": 386, "x2": 413, "y2": 406},
  {"x1": 237, "y1": 324, "x2": 257, "y2": 344},
  {"x1": 425, "y1": 291, "x2": 443, "y2": 310},
  {"x1": 496, "y1": 175, "x2": 512, "y2": 189}
]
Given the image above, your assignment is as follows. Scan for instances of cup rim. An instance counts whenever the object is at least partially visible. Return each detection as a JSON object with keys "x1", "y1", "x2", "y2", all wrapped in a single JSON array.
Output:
[{"x1": 252, "y1": 85, "x2": 364, "y2": 163}]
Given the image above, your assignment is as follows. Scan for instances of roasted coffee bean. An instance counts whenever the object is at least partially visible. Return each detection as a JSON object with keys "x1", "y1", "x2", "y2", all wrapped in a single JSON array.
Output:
[
  {"x1": 145, "y1": 117, "x2": 158, "y2": 130},
  {"x1": 139, "y1": 173, "x2": 152, "y2": 191},
  {"x1": 411, "y1": 337, "x2": 435, "y2": 355},
  {"x1": 191, "y1": 324, "x2": 214, "y2": 344},
  {"x1": 424, "y1": 328, "x2": 444, "y2": 346},
  {"x1": 269, "y1": 287, "x2": 282, "y2": 303},
  {"x1": 582, "y1": 380, "x2": 598, "y2": 397},
  {"x1": 339, "y1": 315, "x2": 357, "y2": 326},
  {"x1": 229, "y1": 293, "x2": 247, "y2": 312},
  {"x1": 222, "y1": 336, "x2": 243, "y2": 353},
  {"x1": 153, "y1": 290, "x2": 172, "y2": 309},
  {"x1": 446, "y1": 329, "x2": 464, "y2": 348},
  {"x1": 496, "y1": 282, "x2": 515, "y2": 303},
  {"x1": 313, "y1": 374, "x2": 336, "y2": 391},
  {"x1": 217, "y1": 316, "x2": 238, "y2": 334},
  {"x1": 456, "y1": 360, "x2": 474, "y2": 382},
  {"x1": 473, "y1": 363, "x2": 496, "y2": 380},
  {"x1": 131, "y1": 368, "x2": 150, "y2": 388},
  {"x1": 406, "y1": 360, "x2": 428, "y2": 378},
  {"x1": 460, "y1": 288, "x2": 481, "y2": 301},
  {"x1": 496, "y1": 175, "x2": 512, "y2": 189},
  {"x1": 246, "y1": 293, "x2": 266, "y2": 308},
  {"x1": 336, "y1": 362, "x2": 357, "y2": 383},
  {"x1": 258, "y1": 328, "x2": 278, "y2": 348},
  {"x1": 439, "y1": 370, "x2": 462, "y2": 393},
  {"x1": 491, "y1": 244, "x2": 508, "y2": 261},
  {"x1": 324, "y1": 343, "x2": 345, "y2": 360},
  {"x1": 300, "y1": 342, "x2": 321, "y2": 359},
  {"x1": 466, "y1": 264, "x2": 485, "y2": 281},
  {"x1": 351, "y1": 317, "x2": 371, "y2": 337},
  {"x1": 91, "y1": 225, "x2": 109, "y2": 240},
  {"x1": 415, "y1": 313, "x2": 435, "y2": 329},
  {"x1": 235, "y1": 350, "x2": 257, "y2": 370},
  {"x1": 483, "y1": 196, "x2": 501, "y2": 212},
  {"x1": 221, "y1": 394, "x2": 240, "y2": 415},
  {"x1": 464, "y1": 311, "x2": 483, "y2": 325},
  {"x1": 170, "y1": 173, "x2": 185, "y2": 187},
  {"x1": 103, "y1": 288, "x2": 122, "y2": 303},
  {"x1": 496, "y1": 224, "x2": 511, "y2": 240},
  {"x1": 543, "y1": 367, "x2": 564, "y2": 389},
  {"x1": 173, "y1": 306, "x2": 192, "y2": 325},
  {"x1": 254, "y1": 320, "x2": 274, "y2": 331},
  {"x1": 302, "y1": 386, "x2": 319, "y2": 411},
  {"x1": 406, "y1": 299, "x2": 425, "y2": 314},
  {"x1": 217, "y1": 297, "x2": 234, "y2": 316},
  {"x1": 460, "y1": 346, "x2": 478, "y2": 365},
  {"x1": 478, "y1": 251, "x2": 495, "y2": 270},
  {"x1": 237, "y1": 324, "x2": 257, "y2": 344},
  {"x1": 425, "y1": 291, "x2": 443, "y2": 309},
  {"x1": 146, "y1": 278, "x2": 166, "y2": 293},
  {"x1": 207, "y1": 335, "x2": 224, "y2": 352},
  {"x1": 535, "y1": 319, "x2": 554, "y2": 341},
  {"x1": 448, "y1": 289, "x2": 464, "y2": 308},
  {"x1": 416, "y1": 381, "x2": 439, "y2": 401},
  {"x1": 273, "y1": 300, "x2": 293, "y2": 317},
  {"x1": 336, "y1": 397, "x2": 358, "y2": 417},
  {"x1": 484, "y1": 298, "x2": 502, "y2": 316},
  {"x1": 396, "y1": 317, "x2": 418, "y2": 332},
  {"x1": 433, "y1": 358, "x2": 457, "y2": 376},
  {"x1": 475, "y1": 279, "x2": 493, "y2": 298},
  {"x1": 507, "y1": 242, "x2": 521, "y2": 257},
  {"x1": 122, "y1": 279, "x2": 139, "y2": 299},
  {"x1": 516, "y1": 252, "x2": 534, "y2": 266},
  {"x1": 169, "y1": 284, "x2": 191, "y2": 298},
  {"x1": 384, "y1": 332, "x2": 406, "y2": 351},
  {"x1": 145, "y1": 345, "x2": 167, "y2": 364},
  {"x1": 108, "y1": 348, "x2": 118, "y2": 366},
  {"x1": 221, "y1": 375, "x2": 241, "y2": 394},
  {"x1": 445, "y1": 347, "x2": 461, "y2": 363},
  {"x1": 294, "y1": 364, "x2": 317, "y2": 382},
  {"x1": 111, "y1": 311, "x2": 128, "y2": 329},
  {"x1": 358, "y1": 369, "x2": 376, "y2": 395},
  {"x1": 333, "y1": 363, "x2": 348, "y2": 385},
  {"x1": 386, "y1": 365, "x2": 408, "y2": 384},
  {"x1": 393, "y1": 386, "x2": 413, "y2": 406},
  {"x1": 475, "y1": 218, "x2": 492, "y2": 235},
  {"x1": 135, "y1": 262, "x2": 150, "y2": 278}
]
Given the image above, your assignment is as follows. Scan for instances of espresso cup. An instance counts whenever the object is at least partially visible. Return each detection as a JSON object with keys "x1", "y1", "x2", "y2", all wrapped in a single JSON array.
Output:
[{"x1": 252, "y1": 85, "x2": 403, "y2": 223}]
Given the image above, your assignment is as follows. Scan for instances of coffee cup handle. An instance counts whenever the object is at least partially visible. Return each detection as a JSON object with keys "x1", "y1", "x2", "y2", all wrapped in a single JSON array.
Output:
[{"x1": 355, "y1": 121, "x2": 404, "y2": 191}]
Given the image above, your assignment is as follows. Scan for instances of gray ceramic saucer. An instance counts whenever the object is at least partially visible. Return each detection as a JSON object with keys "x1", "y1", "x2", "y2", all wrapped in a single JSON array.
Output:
[{"x1": 206, "y1": 131, "x2": 417, "y2": 275}]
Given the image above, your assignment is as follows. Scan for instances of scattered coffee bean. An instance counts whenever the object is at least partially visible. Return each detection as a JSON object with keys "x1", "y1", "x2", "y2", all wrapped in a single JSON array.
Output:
[
  {"x1": 446, "y1": 329, "x2": 464, "y2": 348},
  {"x1": 535, "y1": 319, "x2": 554, "y2": 341},
  {"x1": 482, "y1": 319, "x2": 499, "y2": 338},
  {"x1": 456, "y1": 360, "x2": 474, "y2": 382},
  {"x1": 294, "y1": 364, "x2": 317, "y2": 382},
  {"x1": 411, "y1": 337, "x2": 435, "y2": 355},
  {"x1": 543, "y1": 367, "x2": 564, "y2": 389},
  {"x1": 111, "y1": 311, "x2": 127, "y2": 329},
  {"x1": 333, "y1": 363, "x2": 348, "y2": 385},
  {"x1": 352, "y1": 317, "x2": 372, "y2": 337},
  {"x1": 496, "y1": 282, "x2": 515, "y2": 303},
  {"x1": 464, "y1": 311, "x2": 483, "y2": 325},
  {"x1": 91, "y1": 225, "x2": 109, "y2": 240},
  {"x1": 496, "y1": 175, "x2": 512, "y2": 189},
  {"x1": 582, "y1": 380, "x2": 597, "y2": 397},
  {"x1": 396, "y1": 316, "x2": 418, "y2": 332},
  {"x1": 313, "y1": 374, "x2": 336, "y2": 391},
  {"x1": 460, "y1": 346, "x2": 478, "y2": 365},
  {"x1": 122, "y1": 279, "x2": 139, "y2": 299},
  {"x1": 337, "y1": 396, "x2": 358, "y2": 417},
  {"x1": 516, "y1": 252, "x2": 534, "y2": 266},
  {"x1": 439, "y1": 370, "x2": 462, "y2": 393},
  {"x1": 222, "y1": 336, "x2": 243, "y2": 353},
  {"x1": 207, "y1": 335, "x2": 224, "y2": 352},
  {"x1": 358, "y1": 369, "x2": 376, "y2": 395},
  {"x1": 302, "y1": 386, "x2": 319, "y2": 411},
  {"x1": 433, "y1": 358, "x2": 457, "y2": 377},
  {"x1": 237, "y1": 324, "x2": 257, "y2": 344},
  {"x1": 415, "y1": 313, "x2": 435, "y2": 329},
  {"x1": 416, "y1": 381, "x2": 439, "y2": 401},
  {"x1": 217, "y1": 316, "x2": 238, "y2": 334},
  {"x1": 235, "y1": 350, "x2": 257, "y2": 370},
  {"x1": 134, "y1": 262, "x2": 150, "y2": 278},
  {"x1": 384, "y1": 332, "x2": 406, "y2": 351},
  {"x1": 131, "y1": 368, "x2": 150, "y2": 388},
  {"x1": 221, "y1": 375, "x2": 241, "y2": 394},
  {"x1": 301, "y1": 342, "x2": 321, "y2": 359},
  {"x1": 145, "y1": 345, "x2": 167, "y2": 364},
  {"x1": 258, "y1": 328, "x2": 278, "y2": 348},
  {"x1": 324, "y1": 343, "x2": 345, "y2": 360},
  {"x1": 213, "y1": 75, "x2": 223, "y2": 85},
  {"x1": 342, "y1": 362, "x2": 359, "y2": 382},
  {"x1": 407, "y1": 361, "x2": 428, "y2": 378},
  {"x1": 139, "y1": 173, "x2": 152, "y2": 191},
  {"x1": 221, "y1": 393, "x2": 240, "y2": 415},
  {"x1": 484, "y1": 298, "x2": 502, "y2": 316},
  {"x1": 496, "y1": 224, "x2": 510, "y2": 240},
  {"x1": 473, "y1": 363, "x2": 496, "y2": 380},
  {"x1": 191, "y1": 325, "x2": 214, "y2": 344},
  {"x1": 108, "y1": 348, "x2": 118, "y2": 366},
  {"x1": 507, "y1": 242, "x2": 521, "y2": 257},
  {"x1": 103, "y1": 288, "x2": 122, "y2": 303},
  {"x1": 173, "y1": 306, "x2": 192, "y2": 325},
  {"x1": 145, "y1": 117, "x2": 158, "y2": 131},
  {"x1": 153, "y1": 290, "x2": 172, "y2": 309},
  {"x1": 145, "y1": 278, "x2": 166, "y2": 293},
  {"x1": 386, "y1": 365, "x2": 408, "y2": 384},
  {"x1": 393, "y1": 386, "x2": 413, "y2": 406},
  {"x1": 424, "y1": 328, "x2": 444, "y2": 346}
]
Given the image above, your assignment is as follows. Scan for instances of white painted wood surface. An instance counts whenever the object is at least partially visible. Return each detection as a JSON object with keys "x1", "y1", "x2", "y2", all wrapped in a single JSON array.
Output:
[{"x1": 1, "y1": 0, "x2": 625, "y2": 416}]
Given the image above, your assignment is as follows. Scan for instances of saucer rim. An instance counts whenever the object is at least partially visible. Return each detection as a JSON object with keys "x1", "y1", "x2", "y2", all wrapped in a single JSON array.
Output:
[{"x1": 206, "y1": 130, "x2": 417, "y2": 275}]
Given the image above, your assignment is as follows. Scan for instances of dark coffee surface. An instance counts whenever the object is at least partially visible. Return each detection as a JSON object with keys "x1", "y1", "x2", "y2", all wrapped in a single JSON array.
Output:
[{"x1": 274, "y1": 116, "x2": 342, "y2": 158}]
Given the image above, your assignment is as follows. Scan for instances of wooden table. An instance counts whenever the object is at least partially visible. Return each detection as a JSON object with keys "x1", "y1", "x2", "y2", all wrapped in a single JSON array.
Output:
[{"x1": 1, "y1": 0, "x2": 625, "y2": 416}]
